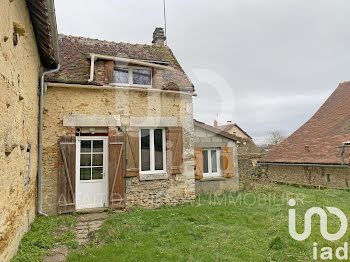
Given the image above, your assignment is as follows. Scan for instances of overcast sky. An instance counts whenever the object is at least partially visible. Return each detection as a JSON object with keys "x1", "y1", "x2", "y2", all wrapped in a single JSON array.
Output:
[{"x1": 55, "y1": 0, "x2": 350, "y2": 144}]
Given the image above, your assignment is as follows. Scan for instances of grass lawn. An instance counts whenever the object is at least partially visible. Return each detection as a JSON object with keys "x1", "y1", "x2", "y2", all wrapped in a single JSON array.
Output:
[{"x1": 12, "y1": 185, "x2": 350, "y2": 261}]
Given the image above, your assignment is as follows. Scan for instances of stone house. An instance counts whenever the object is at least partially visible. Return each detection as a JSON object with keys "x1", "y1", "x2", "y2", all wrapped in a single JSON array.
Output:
[
  {"x1": 215, "y1": 120, "x2": 252, "y2": 141},
  {"x1": 41, "y1": 28, "x2": 196, "y2": 215},
  {"x1": 0, "y1": 0, "x2": 59, "y2": 260},
  {"x1": 194, "y1": 120, "x2": 240, "y2": 195},
  {"x1": 258, "y1": 82, "x2": 350, "y2": 188}
]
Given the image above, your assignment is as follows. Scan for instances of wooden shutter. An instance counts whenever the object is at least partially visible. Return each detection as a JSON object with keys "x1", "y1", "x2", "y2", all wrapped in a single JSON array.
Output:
[
  {"x1": 58, "y1": 136, "x2": 76, "y2": 214},
  {"x1": 109, "y1": 133, "x2": 125, "y2": 208},
  {"x1": 166, "y1": 127, "x2": 183, "y2": 174},
  {"x1": 222, "y1": 146, "x2": 234, "y2": 178},
  {"x1": 194, "y1": 147, "x2": 203, "y2": 179},
  {"x1": 105, "y1": 60, "x2": 114, "y2": 83},
  {"x1": 126, "y1": 128, "x2": 139, "y2": 177}
]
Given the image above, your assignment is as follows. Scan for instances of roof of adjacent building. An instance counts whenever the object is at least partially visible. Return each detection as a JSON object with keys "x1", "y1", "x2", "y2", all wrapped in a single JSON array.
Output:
[
  {"x1": 27, "y1": 0, "x2": 60, "y2": 68},
  {"x1": 217, "y1": 123, "x2": 252, "y2": 139},
  {"x1": 46, "y1": 34, "x2": 194, "y2": 91},
  {"x1": 259, "y1": 81, "x2": 350, "y2": 165},
  {"x1": 194, "y1": 120, "x2": 241, "y2": 142}
]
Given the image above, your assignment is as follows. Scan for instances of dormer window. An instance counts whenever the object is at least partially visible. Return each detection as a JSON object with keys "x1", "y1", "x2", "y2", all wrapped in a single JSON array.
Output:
[{"x1": 113, "y1": 66, "x2": 152, "y2": 87}]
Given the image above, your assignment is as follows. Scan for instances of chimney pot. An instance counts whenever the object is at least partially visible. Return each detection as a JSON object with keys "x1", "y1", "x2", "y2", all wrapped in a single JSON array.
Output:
[
  {"x1": 152, "y1": 27, "x2": 166, "y2": 47},
  {"x1": 214, "y1": 120, "x2": 218, "y2": 127}
]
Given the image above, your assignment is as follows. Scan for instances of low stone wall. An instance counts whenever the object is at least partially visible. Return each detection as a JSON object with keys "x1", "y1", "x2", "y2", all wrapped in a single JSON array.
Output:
[
  {"x1": 238, "y1": 153, "x2": 264, "y2": 187},
  {"x1": 264, "y1": 164, "x2": 350, "y2": 188}
]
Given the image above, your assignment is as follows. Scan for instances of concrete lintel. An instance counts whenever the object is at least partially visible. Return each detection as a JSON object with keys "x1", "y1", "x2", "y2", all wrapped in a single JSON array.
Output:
[
  {"x1": 63, "y1": 114, "x2": 121, "y2": 127},
  {"x1": 130, "y1": 116, "x2": 178, "y2": 127},
  {"x1": 139, "y1": 173, "x2": 170, "y2": 181}
]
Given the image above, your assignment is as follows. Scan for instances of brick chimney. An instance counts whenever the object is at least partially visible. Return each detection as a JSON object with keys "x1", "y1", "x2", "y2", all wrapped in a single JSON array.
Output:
[
  {"x1": 152, "y1": 27, "x2": 166, "y2": 47},
  {"x1": 214, "y1": 120, "x2": 218, "y2": 127}
]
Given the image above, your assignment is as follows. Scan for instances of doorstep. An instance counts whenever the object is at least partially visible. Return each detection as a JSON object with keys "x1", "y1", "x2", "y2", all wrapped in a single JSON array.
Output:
[{"x1": 75, "y1": 207, "x2": 108, "y2": 214}]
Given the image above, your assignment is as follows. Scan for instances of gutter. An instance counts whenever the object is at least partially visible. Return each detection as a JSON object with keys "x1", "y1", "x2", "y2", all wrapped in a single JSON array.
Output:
[
  {"x1": 38, "y1": 65, "x2": 60, "y2": 217},
  {"x1": 37, "y1": 0, "x2": 61, "y2": 216},
  {"x1": 88, "y1": 53, "x2": 173, "y2": 82},
  {"x1": 46, "y1": 82, "x2": 197, "y2": 96},
  {"x1": 258, "y1": 162, "x2": 350, "y2": 168}
]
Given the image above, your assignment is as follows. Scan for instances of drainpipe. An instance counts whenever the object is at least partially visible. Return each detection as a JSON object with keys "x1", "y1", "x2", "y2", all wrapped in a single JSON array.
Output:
[{"x1": 38, "y1": 64, "x2": 60, "y2": 216}]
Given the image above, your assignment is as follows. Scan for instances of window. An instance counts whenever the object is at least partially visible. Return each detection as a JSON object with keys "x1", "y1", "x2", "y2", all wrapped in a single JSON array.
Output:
[
  {"x1": 202, "y1": 149, "x2": 222, "y2": 178},
  {"x1": 140, "y1": 128, "x2": 166, "y2": 173},
  {"x1": 79, "y1": 140, "x2": 104, "y2": 180},
  {"x1": 113, "y1": 66, "x2": 152, "y2": 86}
]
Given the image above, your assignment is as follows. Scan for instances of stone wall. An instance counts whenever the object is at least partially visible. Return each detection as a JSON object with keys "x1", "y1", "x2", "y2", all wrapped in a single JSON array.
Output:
[
  {"x1": 194, "y1": 125, "x2": 239, "y2": 194},
  {"x1": 0, "y1": 0, "x2": 41, "y2": 260},
  {"x1": 263, "y1": 164, "x2": 350, "y2": 188},
  {"x1": 42, "y1": 86, "x2": 195, "y2": 214},
  {"x1": 238, "y1": 153, "x2": 263, "y2": 188}
]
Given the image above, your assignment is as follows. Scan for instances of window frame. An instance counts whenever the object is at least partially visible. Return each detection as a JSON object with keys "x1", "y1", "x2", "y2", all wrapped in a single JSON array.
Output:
[
  {"x1": 202, "y1": 148, "x2": 222, "y2": 178},
  {"x1": 76, "y1": 137, "x2": 108, "y2": 183},
  {"x1": 139, "y1": 128, "x2": 166, "y2": 174},
  {"x1": 112, "y1": 65, "x2": 152, "y2": 88}
]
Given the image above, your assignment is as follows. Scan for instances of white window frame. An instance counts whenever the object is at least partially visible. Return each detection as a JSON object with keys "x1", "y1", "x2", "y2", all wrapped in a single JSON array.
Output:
[
  {"x1": 76, "y1": 137, "x2": 108, "y2": 183},
  {"x1": 112, "y1": 65, "x2": 152, "y2": 88},
  {"x1": 202, "y1": 148, "x2": 222, "y2": 178},
  {"x1": 139, "y1": 128, "x2": 166, "y2": 174}
]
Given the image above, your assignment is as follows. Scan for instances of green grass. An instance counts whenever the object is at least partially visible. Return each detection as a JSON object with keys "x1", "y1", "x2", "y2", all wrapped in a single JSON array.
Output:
[
  {"x1": 11, "y1": 215, "x2": 77, "y2": 262},
  {"x1": 65, "y1": 185, "x2": 350, "y2": 262},
  {"x1": 11, "y1": 185, "x2": 350, "y2": 261}
]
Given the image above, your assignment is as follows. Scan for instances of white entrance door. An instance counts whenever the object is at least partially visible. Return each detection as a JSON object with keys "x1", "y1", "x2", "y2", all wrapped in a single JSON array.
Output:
[{"x1": 76, "y1": 136, "x2": 108, "y2": 209}]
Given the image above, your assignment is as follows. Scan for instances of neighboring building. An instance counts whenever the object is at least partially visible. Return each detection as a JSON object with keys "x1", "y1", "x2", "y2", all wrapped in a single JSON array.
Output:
[
  {"x1": 0, "y1": 0, "x2": 59, "y2": 260},
  {"x1": 194, "y1": 120, "x2": 240, "y2": 195},
  {"x1": 258, "y1": 82, "x2": 350, "y2": 188},
  {"x1": 41, "y1": 28, "x2": 196, "y2": 215},
  {"x1": 215, "y1": 120, "x2": 252, "y2": 141}
]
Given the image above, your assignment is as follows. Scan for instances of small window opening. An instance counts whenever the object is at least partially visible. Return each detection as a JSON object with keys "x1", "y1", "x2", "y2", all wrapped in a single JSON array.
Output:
[
  {"x1": 24, "y1": 144, "x2": 31, "y2": 186},
  {"x1": 327, "y1": 174, "x2": 331, "y2": 183},
  {"x1": 13, "y1": 28, "x2": 18, "y2": 46}
]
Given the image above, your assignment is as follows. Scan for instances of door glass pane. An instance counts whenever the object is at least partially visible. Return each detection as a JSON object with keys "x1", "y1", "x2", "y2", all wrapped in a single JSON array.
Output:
[
  {"x1": 80, "y1": 168, "x2": 91, "y2": 180},
  {"x1": 141, "y1": 129, "x2": 150, "y2": 171},
  {"x1": 80, "y1": 154, "x2": 91, "y2": 166},
  {"x1": 81, "y1": 141, "x2": 91, "y2": 152},
  {"x1": 93, "y1": 140, "x2": 103, "y2": 153},
  {"x1": 202, "y1": 150, "x2": 208, "y2": 173},
  {"x1": 132, "y1": 69, "x2": 151, "y2": 86},
  {"x1": 211, "y1": 150, "x2": 217, "y2": 172},
  {"x1": 93, "y1": 154, "x2": 103, "y2": 166},
  {"x1": 92, "y1": 167, "x2": 103, "y2": 180},
  {"x1": 114, "y1": 68, "x2": 129, "y2": 84},
  {"x1": 154, "y1": 129, "x2": 163, "y2": 170}
]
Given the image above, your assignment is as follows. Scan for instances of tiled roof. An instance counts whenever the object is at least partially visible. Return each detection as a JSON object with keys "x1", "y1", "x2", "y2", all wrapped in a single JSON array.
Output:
[
  {"x1": 46, "y1": 34, "x2": 194, "y2": 91},
  {"x1": 259, "y1": 81, "x2": 350, "y2": 165},
  {"x1": 217, "y1": 123, "x2": 252, "y2": 139},
  {"x1": 194, "y1": 120, "x2": 241, "y2": 142},
  {"x1": 27, "y1": 0, "x2": 59, "y2": 68}
]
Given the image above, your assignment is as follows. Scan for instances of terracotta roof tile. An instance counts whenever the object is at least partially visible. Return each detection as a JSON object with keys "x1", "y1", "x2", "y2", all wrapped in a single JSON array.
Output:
[
  {"x1": 259, "y1": 81, "x2": 350, "y2": 165},
  {"x1": 47, "y1": 34, "x2": 194, "y2": 91},
  {"x1": 194, "y1": 120, "x2": 241, "y2": 142}
]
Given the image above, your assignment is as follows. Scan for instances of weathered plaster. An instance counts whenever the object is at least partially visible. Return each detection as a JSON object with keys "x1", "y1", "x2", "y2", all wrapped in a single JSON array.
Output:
[{"x1": 0, "y1": 0, "x2": 41, "y2": 260}]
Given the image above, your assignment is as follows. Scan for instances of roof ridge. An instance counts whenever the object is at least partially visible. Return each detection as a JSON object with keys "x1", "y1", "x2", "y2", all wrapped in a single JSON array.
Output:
[{"x1": 58, "y1": 33, "x2": 169, "y2": 49}]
